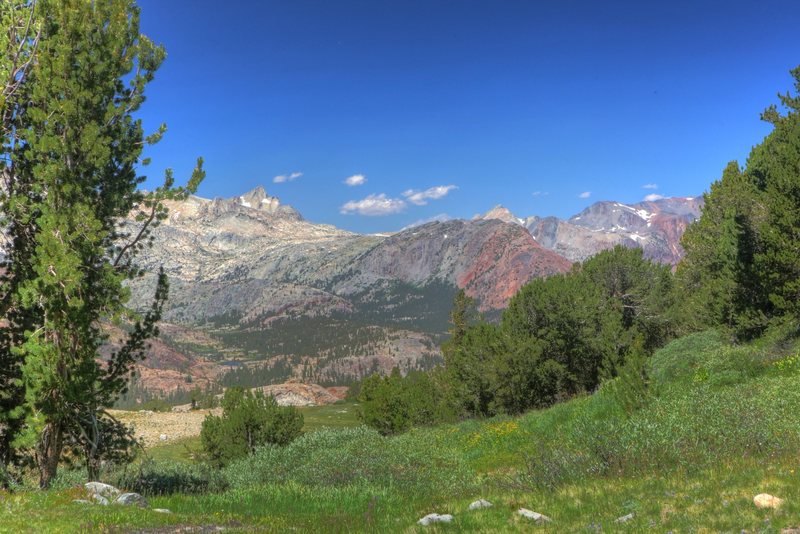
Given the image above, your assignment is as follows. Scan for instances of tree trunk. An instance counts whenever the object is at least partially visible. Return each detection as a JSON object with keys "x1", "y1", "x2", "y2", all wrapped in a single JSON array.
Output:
[{"x1": 37, "y1": 421, "x2": 63, "y2": 489}]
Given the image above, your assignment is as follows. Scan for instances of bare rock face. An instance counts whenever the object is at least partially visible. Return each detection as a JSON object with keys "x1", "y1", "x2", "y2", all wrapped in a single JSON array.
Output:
[
  {"x1": 480, "y1": 196, "x2": 703, "y2": 265},
  {"x1": 342, "y1": 219, "x2": 571, "y2": 311},
  {"x1": 253, "y1": 382, "x2": 341, "y2": 406}
]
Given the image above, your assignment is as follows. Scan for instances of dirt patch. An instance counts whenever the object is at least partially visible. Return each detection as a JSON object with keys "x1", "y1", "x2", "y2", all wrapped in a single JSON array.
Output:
[{"x1": 110, "y1": 409, "x2": 219, "y2": 447}]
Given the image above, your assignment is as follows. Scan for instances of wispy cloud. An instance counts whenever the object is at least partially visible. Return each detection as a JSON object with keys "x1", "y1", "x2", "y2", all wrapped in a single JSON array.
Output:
[
  {"x1": 642, "y1": 183, "x2": 658, "y2": 190},
  {"x1": 643, "y1": 193, "x2": 665, "y2": 201},
  {"x1": 340, "y1": 194, "x2": 406, "y2": 216},
  {"x1": 578, "y1": 191, "x2": 592, "y2": 199},
  {"x1": 402, "y1": 185, "x2": 457, "y2": 206},
  {"x1": 344, "y1": 174, "x2": 366, "y2": 186},
  {"x1": 532, "y1": 191, "x2": 549, "y2": 197},
  {"x1": 273, "y1": 171, "x2": 302, "y2": 184}
]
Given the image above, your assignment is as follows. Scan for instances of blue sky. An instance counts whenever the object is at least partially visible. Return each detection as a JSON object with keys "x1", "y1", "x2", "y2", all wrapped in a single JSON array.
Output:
[{"x1": 136, "y1": 0, "x2": 800, "y2": 233}]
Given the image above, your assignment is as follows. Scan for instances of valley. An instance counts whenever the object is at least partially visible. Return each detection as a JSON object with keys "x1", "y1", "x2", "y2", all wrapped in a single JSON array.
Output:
[{"x1": 122, "y1": 187, "x2": 701, "y2": 401}]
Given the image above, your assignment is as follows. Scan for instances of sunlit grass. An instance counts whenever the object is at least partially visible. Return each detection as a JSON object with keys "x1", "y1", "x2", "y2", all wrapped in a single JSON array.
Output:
[{"x1": 4, "y1": 331, "x2": 800, "y2": 532}]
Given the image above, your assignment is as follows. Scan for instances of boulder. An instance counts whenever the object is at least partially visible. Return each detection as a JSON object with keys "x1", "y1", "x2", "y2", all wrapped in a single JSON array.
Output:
[
  {"x1": 417, "y1": 513, "x2": 454, "y2": 526},
  {"x1": 754, "y1": 494, "x2": 784, "y2": 509},
  {"x1": 518, "y1": 508, "x2": 552, "y2": 523},
  {"x1": 468, "y1": 499, "x2": 493, "y2": 510},
  {"x1": 84, "y1": 481, "x2": 120, "y2": 500},
  {"x1": 615, "y1": 513, "x2": 635, "y2": 523},
  {"x1": 115, "y1": 492, "x2": 149, "y2": 508},
  {"x1": 91, "y1": 494, "x2": 109, "y2": 506}
]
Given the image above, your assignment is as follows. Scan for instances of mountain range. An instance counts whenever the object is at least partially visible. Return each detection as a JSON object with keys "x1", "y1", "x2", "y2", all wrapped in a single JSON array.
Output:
[{"x1": 120, "y1": 186, "x2": 702, "y2": 396}]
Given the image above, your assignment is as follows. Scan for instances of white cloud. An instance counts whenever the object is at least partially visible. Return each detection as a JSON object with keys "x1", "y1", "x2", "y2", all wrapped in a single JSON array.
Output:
[
  {"x1": 340, "y1": 194, "x2": 406, "y2": 216},
  {"x1": 642, "y1": 183, "x2": 658, "y2": 190},
  {"x1": 273, "y1": 171, "x2": 303, "y2": 184},
  {"x1": 401, "y1": 185, "x2": 457, "y2": 206},
  {"x1": 531, "y1": 191, "x2": 549, "y2": 197},
  {"x1": 344, "y1": 174, "x2": 366, "y2": 186},
  {"x1": 643, "y1": 193, "x2": 665, "y2": 201},
  {"x1": 578, "y1": 191, "x2": 592, "y2": 199}
]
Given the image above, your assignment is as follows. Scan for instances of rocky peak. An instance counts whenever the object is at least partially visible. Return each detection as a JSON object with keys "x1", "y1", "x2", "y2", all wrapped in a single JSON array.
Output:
[
  {"x1": 477, "y1": 205, "x2": 524, "y2": 226},
  {"x1": 235, "y1": 185, "x2": 280, "y2": 212}
]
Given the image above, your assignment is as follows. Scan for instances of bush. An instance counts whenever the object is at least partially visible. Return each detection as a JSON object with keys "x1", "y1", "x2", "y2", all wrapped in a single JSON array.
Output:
[
  {"x1": 224, "y1": 426, "x2": 476, "y2": 497},
  {"x1": 201, "y1": 388, "x2": 303, "y2": 467},
  {"x1": 113, "y1": 459, "x2": 226, "y2": 496},
  {"x1": 648, "y1": 330, "x2": 726, "y2": 389},
  {"x1": 358, "y1": 368, "x2": 460, "y2": 435}
]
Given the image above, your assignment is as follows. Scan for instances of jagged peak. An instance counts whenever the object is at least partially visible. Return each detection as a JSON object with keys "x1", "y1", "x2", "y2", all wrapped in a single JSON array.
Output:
[{"x1": 477, "y1": 205, "x2": 524, "y2": 226}]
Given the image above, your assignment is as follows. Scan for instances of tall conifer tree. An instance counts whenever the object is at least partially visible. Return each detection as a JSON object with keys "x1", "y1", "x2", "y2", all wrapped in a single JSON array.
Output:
[{"x1": 0, "y1": 0, "x2": 203, "y2": 487}]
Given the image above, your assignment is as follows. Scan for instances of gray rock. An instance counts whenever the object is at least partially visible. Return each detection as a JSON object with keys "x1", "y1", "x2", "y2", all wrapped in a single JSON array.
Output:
[
  {"x1": 614, "y1": 513, "x2": 635, "y2": 523},
  {"x1": 152, "y1": 508, "x2": 172, "y2": 514},
  {"x1": 91, "y1": 494, "x2": 109, "y2": 506},
  {"x1": 417, "y1": 513, "x2": 454, "y2": 526},
  {"x1": 84, "y1": 481, "x2": 120, "y2": 500},
  {"x1": 468, "y1": 499, "x2": 493, "y2": 510},
  {"x1": 115, "y1": 492, "x2": 149, "y2": 508},
  {"x1": 753, "y1": 493, "x2": 784, "y2": 509},
  {"x1": 518, "y1": 508, "x2": 552, "y2": 523}
]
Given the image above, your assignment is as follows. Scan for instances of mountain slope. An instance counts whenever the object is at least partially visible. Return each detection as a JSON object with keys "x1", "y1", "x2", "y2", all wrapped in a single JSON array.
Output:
[
  {"x1": 125, "y1": 187, "x2": 571, "y2": 392},
  {"x1": 481, "y1": 196, "x2": 703, "y2": 264}
]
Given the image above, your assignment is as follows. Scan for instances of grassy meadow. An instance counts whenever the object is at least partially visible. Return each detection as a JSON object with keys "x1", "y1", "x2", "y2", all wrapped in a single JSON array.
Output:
[{"x1": 2, "y1": 330, "x2": 800, "y2": 532}]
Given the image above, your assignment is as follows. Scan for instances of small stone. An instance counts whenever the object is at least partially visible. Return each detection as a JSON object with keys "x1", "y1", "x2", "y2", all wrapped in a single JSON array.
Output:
[
  {"x1": 615, "y1": 513, "x2": 635, "y2": 523},
  {"x1": 518, "y1": 508, "x2": 552, "y2": 523},
  {"x1": 754, "y1": 493, "x2": 784, "y2": 509},
  {"x1": 417, "y1": 513, "x2": 454, "y2": 526},
  {"x1": 468, "y1": 499, "x2": 493, "y2": 510},
  {"x1": 115, "y1": 492, "x2": 149, "y2": 508},
  {"x1": 91, "y1": 494, "x2": 109, "y2": 506},
  {"x1": 159, "y1": 433, "x2": 168, "y2": 441},
  {"x1": 84, "y1": 481, "x2": 120, "y2": 500},
  {"x1": 153, "y1": 508, "x2": 172, "y2": 514}
]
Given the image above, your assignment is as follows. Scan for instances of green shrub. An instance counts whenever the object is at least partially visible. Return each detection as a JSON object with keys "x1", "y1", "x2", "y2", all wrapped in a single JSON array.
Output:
[
  {"x1": 112, "y1": 459, "x2": 226, "y2": 496},
  {"x1": 201, "y1": 387, "x2": 303, "y2": 467},
  {"x1": 224, "y1": 426, "x2": 476, "y2": 497},
  {"x1": 648, "y1": 330, "x2": 726, "y2": 389},
  {"x1": 358, "y1": 368, "x2": 459, "y2": 435}
]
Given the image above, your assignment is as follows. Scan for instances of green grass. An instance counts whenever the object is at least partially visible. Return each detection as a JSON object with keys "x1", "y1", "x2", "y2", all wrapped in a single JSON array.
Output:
[
  {"x1": 4, "y1": 329, "x2": 800, "y2": 532},
  {"x1": 145, "y1": 436, "x2": 202, "y2": 463},
  {"x1": 298, "y1": 400, "x2": 361, "y2": 431},
  {"x1": 3, "y1": 458, "x2": 799, "y2": 533}
]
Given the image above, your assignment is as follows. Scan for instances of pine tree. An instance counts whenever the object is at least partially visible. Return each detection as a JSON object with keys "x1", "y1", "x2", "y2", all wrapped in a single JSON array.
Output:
[
  {"x1": 0, "y1": 0, "x2": 203, "y2": 487},
  {"x1": 0, "y1": 0, "x2": 41, "y2": 487}
]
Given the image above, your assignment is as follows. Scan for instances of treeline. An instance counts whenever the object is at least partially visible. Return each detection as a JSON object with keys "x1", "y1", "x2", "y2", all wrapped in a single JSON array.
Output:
[
  {"x1": 356, "y1": 246, "x2": 675, "y2": 433},
  {"x1": 356, "y1": 65, "x2": 800, "y2": 435}
]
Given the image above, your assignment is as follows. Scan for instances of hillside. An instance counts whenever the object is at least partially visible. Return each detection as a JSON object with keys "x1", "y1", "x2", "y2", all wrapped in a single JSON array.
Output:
[
  {"x1": 6, "y1": 329, "x2": 800, "y2": 532},
  {"x1": 121, "y1": 188, "x2": 702, "y2": 396}
]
